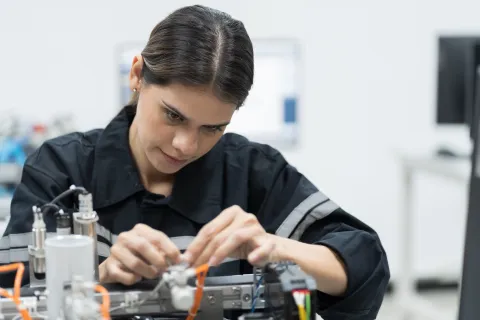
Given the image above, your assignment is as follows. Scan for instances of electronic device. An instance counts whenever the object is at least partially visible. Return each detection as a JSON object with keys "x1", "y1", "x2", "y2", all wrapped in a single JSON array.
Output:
[
  {"x1": 0, "y1": 185, "x2": 317, "y2": 320},
  {"x1": 436, "y1": 36, "x2": 478, "y2": 126},
  {"x1": 458, "y1": 54, "x2": 480, "y2": 320},
  {"x1": 434, "y1": 36, "x2": 480, "y2": 158}
]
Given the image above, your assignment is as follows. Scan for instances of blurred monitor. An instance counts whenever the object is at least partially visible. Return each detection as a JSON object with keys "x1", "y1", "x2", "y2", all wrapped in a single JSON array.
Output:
[
  {"x1": 470, "y1": 65, "x2": 480, "y2": 140},
  {"x1": 467, "y1": 44, "x2": 480, "y2": 139},
  {"x1": 436, "y1": 36, "x2": 480, "y2": 129},
  {"x1": 458, "y1": 59, "x2": 480, "y2": 320}
]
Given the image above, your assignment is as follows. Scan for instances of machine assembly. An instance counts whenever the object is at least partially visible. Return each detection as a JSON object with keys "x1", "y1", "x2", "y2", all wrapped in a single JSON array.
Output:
[{"x1": 0, "y1": 185, "x2": 317, "y2": 320}]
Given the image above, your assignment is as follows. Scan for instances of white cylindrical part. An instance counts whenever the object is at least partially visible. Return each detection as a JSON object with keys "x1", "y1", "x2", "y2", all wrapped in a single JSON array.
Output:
[
  {"x1": 171, "y1": 286, "x2": 194, "y2": 311},
  {"x1": 45, "y1": 235, "x2": 94, "y2": 320}
]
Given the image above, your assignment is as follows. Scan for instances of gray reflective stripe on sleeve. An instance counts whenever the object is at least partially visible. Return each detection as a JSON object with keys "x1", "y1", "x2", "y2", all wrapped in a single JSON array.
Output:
[
  {"x1": 94, "y1": 235, "x2": 238, "y2": 264},
  {"x1": 0, "y1": 248, "x2": 29, "y2": 263},
  {"x1": 0, "y1": 232, "x2": 57, "y2": 249},
  {"x1": 97, "y1": 241, "x2": 111, "y2": 258},
  {"x1": 97, "y1": 236, "x2": 199, "y2": 258},
  {"x1": 0, "y1": 224, "x2": 223, "y2": 250},
  {"x1": 96, "y1": 224, "x2": 114, "y2": 243},
  {"x1": 0, "y1": 223, "x2": 116, "y2": 250},
  {"x1": 0, "y1": 226, "x2": 239, "y2": 264},
  {"x1": 275, "y1": 191, "x2": 330, "y2": 238},
  {"x1": 171, "y1": 236, "x2": 195, "y2": 250},
  {"x1": 289, "y1": 200, "x2": 339, "y2": 241},
  {"x1": 0, "y1": 239, "x2": 113, "y2": 263}
]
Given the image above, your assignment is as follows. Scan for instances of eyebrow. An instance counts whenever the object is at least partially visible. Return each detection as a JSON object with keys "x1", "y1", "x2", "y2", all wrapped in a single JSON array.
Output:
[{"x1": 162, "y1": 100, "x2": 231, "y2": 127}]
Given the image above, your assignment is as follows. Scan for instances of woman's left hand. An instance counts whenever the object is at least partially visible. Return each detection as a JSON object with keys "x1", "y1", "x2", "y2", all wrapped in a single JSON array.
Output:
[{"x1": 184, "y1": 205, "x2": 278, "y2": 267}]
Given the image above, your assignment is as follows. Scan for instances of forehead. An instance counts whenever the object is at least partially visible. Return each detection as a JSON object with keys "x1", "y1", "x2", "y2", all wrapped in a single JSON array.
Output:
[{"x1": 149, "y1": 83, "x2": 236, "y2": 124}]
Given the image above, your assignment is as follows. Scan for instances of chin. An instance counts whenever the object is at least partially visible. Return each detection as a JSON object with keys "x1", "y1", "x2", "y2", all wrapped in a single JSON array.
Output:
[{"x1": 155, "y1": 163, "x2": 183, "y2": 175}]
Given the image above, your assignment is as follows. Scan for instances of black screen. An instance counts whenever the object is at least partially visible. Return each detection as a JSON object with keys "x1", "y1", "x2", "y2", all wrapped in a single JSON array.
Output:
[
  {"x1": 458, "y1": 67, "x2": 480, "y2": 319},
  {"x1": 436, "y1": 36, "x2": 479, "y2": 125}
]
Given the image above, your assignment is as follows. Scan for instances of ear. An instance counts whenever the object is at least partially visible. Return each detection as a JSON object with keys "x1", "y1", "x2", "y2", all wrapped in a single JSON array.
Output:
[{"x1": 129, "y1": 55, "x2": 143, "y2": 91}]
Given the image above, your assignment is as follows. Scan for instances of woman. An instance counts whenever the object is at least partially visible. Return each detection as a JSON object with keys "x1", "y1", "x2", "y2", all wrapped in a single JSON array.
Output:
[{"x1": 0, "y1": 5, "x2": 389, "y2": 319}]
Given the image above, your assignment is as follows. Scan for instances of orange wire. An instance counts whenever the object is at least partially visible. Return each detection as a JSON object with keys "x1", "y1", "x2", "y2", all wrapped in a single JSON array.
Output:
[
  {"x1": 94, "y1": 284, "x2": 111, "y2": 320},
  {"x1": 186, "y1": 264, "x2": 209, "y2": 320},
  {"x1": 13, "y1": 263, "x2": 24, "y2": 300},
  {"x1": 0, "y1": 263, "x2": 31, "y2": 320},
  {"x1": 0, "y1": 263, "x2": 23, "y2": 299},
  {"x1": 0, "y1": 263, "x2": 110, "y2": 320}
]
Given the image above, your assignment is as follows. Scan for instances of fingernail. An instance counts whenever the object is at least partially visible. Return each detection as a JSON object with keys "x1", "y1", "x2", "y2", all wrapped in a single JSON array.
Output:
[{"x1": 208, "y1": 257, "x2": 218, "y2": 266}]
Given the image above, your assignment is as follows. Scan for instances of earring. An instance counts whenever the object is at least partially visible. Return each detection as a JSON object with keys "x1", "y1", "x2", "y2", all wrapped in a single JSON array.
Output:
[{"x1": 133, "y1": 88, "x2": 137, "y2": 92}]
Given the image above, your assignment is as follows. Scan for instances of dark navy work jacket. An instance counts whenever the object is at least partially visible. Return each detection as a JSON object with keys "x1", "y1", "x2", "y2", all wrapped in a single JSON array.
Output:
[{"x1": 0, "y1": 106, "x2": 389, "y2": 319}]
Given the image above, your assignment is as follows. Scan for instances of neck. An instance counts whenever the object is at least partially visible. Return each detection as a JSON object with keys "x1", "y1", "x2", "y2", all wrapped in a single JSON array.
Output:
[{"x1": 129, "y1": 119, "x2": 173, "y2": 188}]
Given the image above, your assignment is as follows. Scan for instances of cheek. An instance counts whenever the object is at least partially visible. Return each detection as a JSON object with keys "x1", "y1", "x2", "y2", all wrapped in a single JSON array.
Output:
[{"x1": 137, "y1": 112, "x2": 164, "y2": 145}]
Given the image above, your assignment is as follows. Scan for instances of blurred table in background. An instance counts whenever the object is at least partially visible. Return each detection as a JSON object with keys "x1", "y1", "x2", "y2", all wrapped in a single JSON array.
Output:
[{"x1": 396, "y1": 153, "x2": 470, "y2": 320}]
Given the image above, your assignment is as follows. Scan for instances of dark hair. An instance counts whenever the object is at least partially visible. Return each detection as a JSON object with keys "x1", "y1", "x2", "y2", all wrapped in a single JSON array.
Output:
[{"x1": 131, "y1": 5, "x2": 254, "y2": 109}]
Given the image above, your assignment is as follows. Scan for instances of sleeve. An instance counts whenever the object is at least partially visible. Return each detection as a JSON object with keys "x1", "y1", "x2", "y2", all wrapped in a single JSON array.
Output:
[
  {"x1": 0, "y1": 145, "x2": 72, "y2": 288},
  {"x1": 249, "y1": 146, "x2": 390, "y2": 320}
]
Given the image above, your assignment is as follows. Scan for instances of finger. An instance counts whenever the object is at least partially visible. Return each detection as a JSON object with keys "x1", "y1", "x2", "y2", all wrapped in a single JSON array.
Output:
[
  {"x1": 125, "y1": 235, "x2": 169, "y2": 272},
  {"x1": 209, "y1": 225, "x2": 264, "y2": 267},
  {"x1": 191, "y1": 226, "x2": 233, "y2": 267},
  {"x1": 106, "y1": 259, "x2": 142, "y2": 285},
  {"x1": 185, "y1": 206, "x2": 240, "y2": 263},
  {"x1": 248, "y1": 239, "x2": 276, "y2": 267},
  {"x1": 133, "y1": 224, "x2": 181, "y2": 264},
  {"x1": 111, "y1": 241, "x2": 158, "y2": 279}
]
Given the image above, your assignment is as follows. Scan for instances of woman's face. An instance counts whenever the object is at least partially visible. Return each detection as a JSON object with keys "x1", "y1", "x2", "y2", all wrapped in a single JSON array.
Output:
[{"x1": 132, "y1": 82, "x2": 236, "y2": 175}]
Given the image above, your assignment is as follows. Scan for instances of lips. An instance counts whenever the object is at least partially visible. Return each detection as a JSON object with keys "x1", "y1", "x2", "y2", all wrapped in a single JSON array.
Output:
[{"x1": 161, "y1": 150, "x2": 188, "y2": 165}]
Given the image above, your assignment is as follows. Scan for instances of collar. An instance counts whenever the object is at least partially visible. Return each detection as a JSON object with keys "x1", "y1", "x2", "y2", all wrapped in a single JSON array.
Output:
[{"x1": 91, "y1": 106, "x2": 224, "y2": 225}]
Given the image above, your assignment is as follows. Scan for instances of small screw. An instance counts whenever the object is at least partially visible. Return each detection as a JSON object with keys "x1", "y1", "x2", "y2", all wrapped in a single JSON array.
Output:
[
  {"x1": 159, "y1": 301, "x2": 167, "y2": 312},
  {"x1": 207, "y1": 294, "x2": 216, "y2": 305},
  {"x1": 243, "y1": 294, "x2": 251, "y2": 302}
]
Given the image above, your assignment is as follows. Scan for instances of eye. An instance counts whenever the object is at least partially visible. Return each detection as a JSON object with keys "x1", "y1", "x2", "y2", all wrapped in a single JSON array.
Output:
[
  {"x1": 203, "y1": 126, "x2": 224, "y2": 134},
  {"x1": 165, "y1": 109, "x2": 183, "y2": 123}
]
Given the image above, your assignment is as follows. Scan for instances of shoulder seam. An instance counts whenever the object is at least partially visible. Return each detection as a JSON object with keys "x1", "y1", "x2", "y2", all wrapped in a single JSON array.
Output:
[
  {"x1": 47, "y1": 138, "x2": 96, "y2": 149},
  {"x1": 224, "y1": 140, "x2": 281, "y2": 163}
]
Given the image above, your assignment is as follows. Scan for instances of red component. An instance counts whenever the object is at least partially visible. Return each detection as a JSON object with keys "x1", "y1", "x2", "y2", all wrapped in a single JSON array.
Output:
[{"x1": 32, "y1": 124, "x2": 47, "y2": 133}]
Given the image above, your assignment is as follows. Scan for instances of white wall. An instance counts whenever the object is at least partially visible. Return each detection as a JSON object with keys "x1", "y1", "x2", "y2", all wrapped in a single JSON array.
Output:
[{"x1": 1, "y1": 0, "x2": 478, "y2": 280}]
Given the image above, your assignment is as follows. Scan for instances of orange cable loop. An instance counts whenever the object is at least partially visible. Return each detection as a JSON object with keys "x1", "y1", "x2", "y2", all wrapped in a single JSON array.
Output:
[
  {"x1": 185, "y1": 264, "x2": 210, "y2": 320},
  {"x1": 0, "y1": 263, "x2": 31, "y2": 320},
  {"x1": 94, "y1": 284, "x2": 111, "y2": 320}
]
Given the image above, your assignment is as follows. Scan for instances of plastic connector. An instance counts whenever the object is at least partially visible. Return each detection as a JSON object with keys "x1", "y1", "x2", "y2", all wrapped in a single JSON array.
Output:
[
  {"x1": 293, "y1": 291, "x2": 305, "y2": 307},
  {"x1": 171, "y1": 285, "x2": 194, "y2": 311},
  {"x1": 162, "y1": 265, "x2": 197, "y2": 311}
]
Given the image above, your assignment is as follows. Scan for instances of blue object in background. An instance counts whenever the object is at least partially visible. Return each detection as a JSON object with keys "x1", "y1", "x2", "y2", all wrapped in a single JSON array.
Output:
[
  {"x1": 0, "y1": 138, "x2": 27, "y2": 165},
  {"x1": 0, "y1": 137, "x2": 27, "y2": 196},
  {"x1": 283, "y1": 97, "x2": 297, "y2": 124},
  {"x1": 0, "y1": 186, "x2": 9, "y2": 197}
]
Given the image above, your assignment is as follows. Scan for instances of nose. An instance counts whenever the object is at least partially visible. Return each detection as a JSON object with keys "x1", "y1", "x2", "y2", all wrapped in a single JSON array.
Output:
[{"x1": 172, "y1": 128, "x2": 198, "y2": 157}]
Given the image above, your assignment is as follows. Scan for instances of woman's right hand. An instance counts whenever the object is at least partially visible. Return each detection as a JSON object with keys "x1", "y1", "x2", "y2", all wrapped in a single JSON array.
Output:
[{"x1": 99, "y1": 224, "x2": 182, "y2": 285}]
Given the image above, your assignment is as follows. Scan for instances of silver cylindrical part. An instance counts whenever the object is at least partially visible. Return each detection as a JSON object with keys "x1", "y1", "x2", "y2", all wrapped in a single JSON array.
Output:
[
  {"x1": 78, "y1": 193, "x2": 93, "y2": 216},
  {"x1": 73, "y1": 192, "x2": 99, "y2": 280},
  {"x1": 31, "y1": 212, "x2": 47, "y2": 274},
  {"x1": 56, "y1": 209, "x2": 72, "y2": 236},
  {"x1": 73, "y1": 213, "x2": 99, "y2": 280},
  {"x1": 45, "y1": 235, "x2": 94, "y2": 320},
  {"x1": 31, "y1": 235, "x2": 46, "y2": 273}
]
